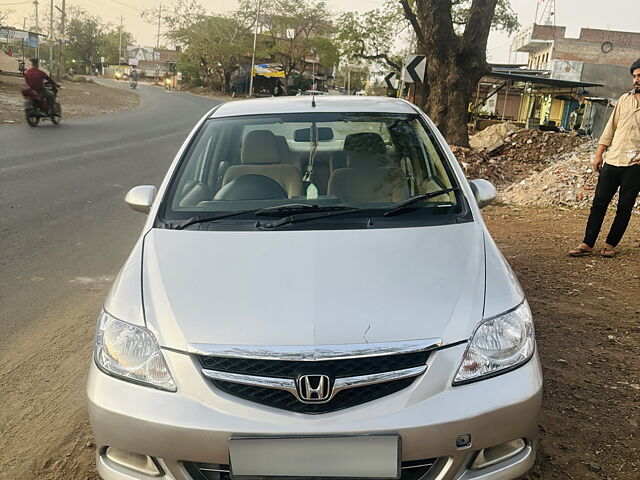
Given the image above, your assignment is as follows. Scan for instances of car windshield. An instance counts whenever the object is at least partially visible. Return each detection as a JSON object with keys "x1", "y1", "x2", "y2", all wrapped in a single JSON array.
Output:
[{"x1": 160, "y1": 112, "x2": 464, "y2": 227}]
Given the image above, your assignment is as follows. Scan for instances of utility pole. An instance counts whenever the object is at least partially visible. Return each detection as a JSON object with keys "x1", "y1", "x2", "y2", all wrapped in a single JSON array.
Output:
[
  {"x1": 34, "y1": 0, "x2": 39, "y2": 59},
  {"x1": 48, "y1": 0, "x2": 53, "y2": 76},
  {"x1": 156, "y1": 1, "x2": 162, "y2": 49},
  {"x1": 118, "y1": 14, "x2": 123, "y2": 73},
  {"x1": 248, "y1": 0, "x2": 262, "y2": 97},
  {"x1": 54, "y1": 0, "x2": 64, "y2": 80}
]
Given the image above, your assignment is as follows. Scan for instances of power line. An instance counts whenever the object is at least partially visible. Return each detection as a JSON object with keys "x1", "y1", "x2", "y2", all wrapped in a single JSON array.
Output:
[
  {"x1": 101, "y1": 0, "x2": 142, "y2": 14},
  {"x1": 0, "y1": 0, "x2": 33, "y2": 6}
]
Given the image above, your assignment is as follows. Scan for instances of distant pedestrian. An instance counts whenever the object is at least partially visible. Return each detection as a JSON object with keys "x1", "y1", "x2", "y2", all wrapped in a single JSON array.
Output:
[
  {"x1": 569, "y1": 59, "x2": 640, "y2": 258},
  {"x1": 273, "y1": 79, "x2": 286, "y2": 97}
]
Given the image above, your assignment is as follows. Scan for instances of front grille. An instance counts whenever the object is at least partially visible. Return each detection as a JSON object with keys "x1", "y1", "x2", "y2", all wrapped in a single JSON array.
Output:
[
  {"x1": 184, "y1": 457, "x2": 439, "y2": 480},
  {"x1": 198, "y1": 350, "x2": 430, "y2": 414},
  {"x1": 214, "y1": 377, "x2": 415, "y2": 414},
  {"x1": 198, "y1": 351, "x2": 429, "y2": 379}
]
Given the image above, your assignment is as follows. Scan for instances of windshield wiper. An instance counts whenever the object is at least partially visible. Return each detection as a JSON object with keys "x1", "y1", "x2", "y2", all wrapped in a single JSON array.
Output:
[
  {"x1": 260, "y1": 207, "x2": 363, "y2": 229},
  {"x1": 168, "y1": 205, "x2": 353, "y2": 230},
  {"x1": 254, "y1": 203, "x2": 349, "y2": 216},
  {"x1": 172, "y1": 210, "x2": 260, "y2": 230},
  {"x1": 383, "y1": 188, "x2": 459, "y2": 217}
]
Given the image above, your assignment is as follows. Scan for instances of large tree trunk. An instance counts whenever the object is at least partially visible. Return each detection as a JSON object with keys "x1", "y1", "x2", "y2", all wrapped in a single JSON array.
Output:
[
  {"x1": 402, "y1": 0, "x2": 497, "y2": 147},
  {"x1": 421, "y1": 54, "x2": 487, "y2": 147}
]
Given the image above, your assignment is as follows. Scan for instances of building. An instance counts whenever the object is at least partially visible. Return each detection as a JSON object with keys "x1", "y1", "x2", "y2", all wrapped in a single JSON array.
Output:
[
  {"x1": 513, "y1": 24, "x2": 640, "y2": 71},
  {"x1": 468, "y1": 24, "x2": 640, "y2": 135}
]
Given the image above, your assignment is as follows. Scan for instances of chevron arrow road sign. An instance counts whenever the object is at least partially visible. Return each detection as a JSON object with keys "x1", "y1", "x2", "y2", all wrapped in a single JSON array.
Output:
[
  {"x1": 384, "y1": 72, "x2": 398, "y2": 89},
  {"x1": 404, "y1": 55, "x2": 426, "y2": 83}
]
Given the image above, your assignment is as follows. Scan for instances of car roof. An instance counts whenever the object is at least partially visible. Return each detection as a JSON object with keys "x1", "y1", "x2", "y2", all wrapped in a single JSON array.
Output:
[{"x1": 209, "y1": 96, "x2": 419, "y2": 118}]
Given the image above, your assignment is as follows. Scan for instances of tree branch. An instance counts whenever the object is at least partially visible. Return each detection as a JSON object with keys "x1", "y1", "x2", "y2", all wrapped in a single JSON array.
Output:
[
  {"x1": 356, "y1": 52, "x2": 401, "y2": 71},
  {"x1": 399, "y1": 0, "x2": 425, "y2": 48},
  {"x1": 462, "y1": 0, "x2": 498, "y2": 53}
]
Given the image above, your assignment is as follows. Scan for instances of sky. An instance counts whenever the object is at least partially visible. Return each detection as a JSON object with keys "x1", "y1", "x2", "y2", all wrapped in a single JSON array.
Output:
[{"x1": 2, "y1": 0, "x2": 638, "y2": 64}]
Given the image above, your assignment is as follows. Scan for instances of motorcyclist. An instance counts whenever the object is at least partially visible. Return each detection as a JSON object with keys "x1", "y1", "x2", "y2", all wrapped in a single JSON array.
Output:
[
  {"x1": 130, "y1": 68, "x2": 139, "y2": 84},
  {"x1": 24, "y1": 58, "x2": 59, "y2": 114}
]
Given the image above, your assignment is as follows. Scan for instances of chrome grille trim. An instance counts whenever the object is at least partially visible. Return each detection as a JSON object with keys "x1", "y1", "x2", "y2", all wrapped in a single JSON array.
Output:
[
  {"x1": 202, "y1": 365, "x2": 427, "y2": 403},
  {"x1": 333, "y1": 366, "x2": 427, "y2": 390},
  {"x1": 188, "y1": 338, "x2": 442, "y2": 360},
  {"x1": 201, "y1": 369, "x2": 296, "y2": 390}
]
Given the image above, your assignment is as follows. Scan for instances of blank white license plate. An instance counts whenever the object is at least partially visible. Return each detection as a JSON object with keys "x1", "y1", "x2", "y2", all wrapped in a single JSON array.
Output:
[{"x1": 229, "y1": 435, "x2": 401, "y2": 479}]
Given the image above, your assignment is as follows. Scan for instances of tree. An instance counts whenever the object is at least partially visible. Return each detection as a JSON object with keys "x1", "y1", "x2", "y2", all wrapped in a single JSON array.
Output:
[
  {"x1": 241, "y1": 0, "x2": 336, "y2": 78},
  {"x1": 144, "y1": 1, "x2": 254, "y2": 91},
  {"x1": 335, "y1": 2, "x2": 407, "y2": 71},
  {"x1": 101, "y1": 28, "x2": 135, "y2": 65},
  {"x1": 0, "y1": 9, "x2": 11, "y2": 26},
  {"x1": 401, "y1": 0, "x2": 518, "y2": 146},
  {"x1": 65, "y1": 8, "x2": 106, "y2": 74},
  {"x1": 337, "y1": 0, "x2": 518, "y2": 146}
]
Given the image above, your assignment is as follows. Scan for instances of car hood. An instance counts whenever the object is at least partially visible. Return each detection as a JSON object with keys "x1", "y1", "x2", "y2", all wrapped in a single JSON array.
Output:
[{"x1": 142, "y1": 223, "x2": 486, "y2": 351}]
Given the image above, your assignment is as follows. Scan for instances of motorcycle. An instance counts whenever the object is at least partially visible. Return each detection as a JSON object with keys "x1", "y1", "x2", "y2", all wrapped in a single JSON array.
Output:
[
  {"x1": 22, "y1": 81, "x2": 61, "y2": 127},
  {"x1": 130, "y1": 78, "x2": 138, "y2": 89}
]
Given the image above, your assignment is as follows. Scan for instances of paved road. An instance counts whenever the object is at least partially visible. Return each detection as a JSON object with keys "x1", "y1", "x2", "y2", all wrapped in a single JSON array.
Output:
[
  {"x1": 0, "y1": 81, "x2": 222, "y2": 479},
  {"x1": 0, "y1": 81, "x2": 221, "y2": 344}
]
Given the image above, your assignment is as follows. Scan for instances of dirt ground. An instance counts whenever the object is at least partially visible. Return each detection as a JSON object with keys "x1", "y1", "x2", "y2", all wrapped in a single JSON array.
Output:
[
  {"x1": 0, "y1": 73, "x2": 139, "y2": 126},
  {"x1": 0, "y1": 205, "x2": 638, "y2": 480}
]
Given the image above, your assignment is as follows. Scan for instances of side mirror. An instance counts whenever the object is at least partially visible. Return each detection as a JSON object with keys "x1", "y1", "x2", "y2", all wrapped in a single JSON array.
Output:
[
  {"x1": 125, "y1": 185, "x2": 157, "y2": 214},
  {"x1": 469, "y1": 179, "x2": 497, "y2": 209}
]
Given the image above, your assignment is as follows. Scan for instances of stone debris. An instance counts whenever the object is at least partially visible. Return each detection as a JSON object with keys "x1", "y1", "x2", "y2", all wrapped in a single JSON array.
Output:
[
  {"x1": 454, "y1": 125, "x2": 592, "y2": 190},
  {"x1": 450, "y1": 123, "x2": 639, "y2": 211},
  {"x1": 469, "y1": 122, "x2": 519, "y2": 153},
  {"x1": 500, "y1": 147, "x2": 636, "y2": 212}
]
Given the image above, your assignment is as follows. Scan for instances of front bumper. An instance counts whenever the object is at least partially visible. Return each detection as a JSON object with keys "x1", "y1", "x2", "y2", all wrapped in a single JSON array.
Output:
[{"x1": 87, "y1": 343, "x2": 542, "y2": 480}]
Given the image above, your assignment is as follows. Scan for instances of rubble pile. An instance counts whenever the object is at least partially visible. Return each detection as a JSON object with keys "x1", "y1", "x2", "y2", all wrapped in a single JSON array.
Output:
[
  {"x1": 454, "y1": 124, "x2": 592, "y2": 187},
  {"x1": 492, "y1": 128, "x2": 585, "y2": 165},
  {"x1": 469, "y1": 122, "x2": 519, "y2": 152},
  {"x1": 450, "y1": 146, "x2": 505, "y2": 184},
  {"x1": 501, "y1": 148, "x2": 639, "y2": 212}
]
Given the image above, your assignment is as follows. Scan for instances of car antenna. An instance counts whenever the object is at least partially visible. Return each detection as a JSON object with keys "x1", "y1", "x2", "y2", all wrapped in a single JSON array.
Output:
[{"x1": 311, "y1": 90, "x2": 316, "y2": 108}]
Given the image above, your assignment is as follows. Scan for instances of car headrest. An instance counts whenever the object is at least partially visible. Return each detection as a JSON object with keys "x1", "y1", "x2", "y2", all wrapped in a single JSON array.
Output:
[
  {"x1": 241, "y1": 130, "x2": 281, "y2": 165},
  {"x1": 344, "y1": 133, "x2": 388, "y2": 168},
  {"x1": 344, "y1": 133, "x2": 387, "y2": 154}
]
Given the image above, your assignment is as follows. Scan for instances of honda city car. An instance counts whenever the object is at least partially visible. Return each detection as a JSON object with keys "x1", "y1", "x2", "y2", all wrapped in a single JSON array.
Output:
[{"x1": 87, "y1": 96, "x2": 542, "y2": 480}]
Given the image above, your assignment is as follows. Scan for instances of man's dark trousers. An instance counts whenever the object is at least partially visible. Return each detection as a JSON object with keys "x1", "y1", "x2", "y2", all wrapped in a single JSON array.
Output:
[{"x1": 583, "y1": 163, "x2": 640, "y2": 247}]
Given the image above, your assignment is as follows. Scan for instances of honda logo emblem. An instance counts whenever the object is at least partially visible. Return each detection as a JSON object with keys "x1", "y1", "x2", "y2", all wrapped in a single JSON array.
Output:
[{"x1": 297, "y1": 374, "x2": 331, "y2": 403}]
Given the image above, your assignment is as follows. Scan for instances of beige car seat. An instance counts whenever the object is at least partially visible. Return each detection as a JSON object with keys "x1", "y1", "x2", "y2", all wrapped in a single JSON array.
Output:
[
  {"x1": 327, "y1": 133, "x2": 409, "y2": 203},
  {"x1": 222, "y1": 130, "x2": 304, "y2": 198}
]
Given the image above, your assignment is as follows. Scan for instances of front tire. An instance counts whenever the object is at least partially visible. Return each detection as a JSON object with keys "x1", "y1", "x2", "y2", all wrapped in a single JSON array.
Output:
[
  {"x1": 26, "y1": 109, "x2": 40, "y2": 127},
  {"x1": 51, "y1": 103, "x2": 61, "y2": 125}
]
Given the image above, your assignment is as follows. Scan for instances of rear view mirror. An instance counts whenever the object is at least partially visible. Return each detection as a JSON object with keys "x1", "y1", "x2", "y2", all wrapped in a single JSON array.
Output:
[
  {"x1": 294, "y1": 127, "x2": 334, "y2": 142},
  {"x1": 469, "y1": 179, "x2": 497, "y2": 209},
  {"x1": 125, "y1": 185, "x2": 157, "y2": 214}
]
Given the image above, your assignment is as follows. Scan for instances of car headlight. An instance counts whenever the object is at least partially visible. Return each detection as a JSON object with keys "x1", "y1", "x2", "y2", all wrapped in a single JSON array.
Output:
[
  {"x1": 94, "y1": 310, "x2": 176, "y2": 391},
  {"x1": 453, "y1": 301, "x2": 535, "y2": 385}
]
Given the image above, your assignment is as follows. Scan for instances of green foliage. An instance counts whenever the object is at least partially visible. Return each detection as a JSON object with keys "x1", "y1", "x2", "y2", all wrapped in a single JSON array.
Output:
[
  {"x1": 237, "y1": 0, "x2": 336, "y2": 76},
  {"x1": 335, "y1": 1, "x2": 406, "y2": 71},
  {"x1": 101, "y1": 29, "x2": 136, "y2": 65},
  {"x1": 336, "y1": 0, "x2": 520, "y2": 71},
  {"x1": 143, "y1": 1, "x2": 254, "y2": 91},
  {"x1": 451, "y1": 0, "x2": 519, "y2": 35},
  {"x1": 65, "y1": 8, "x2": 106, "y2": 73}
]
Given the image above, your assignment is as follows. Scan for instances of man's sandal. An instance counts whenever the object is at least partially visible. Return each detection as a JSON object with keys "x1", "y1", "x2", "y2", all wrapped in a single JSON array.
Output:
[
  {"x1": 568, "y1": 246, "x2": 592, "y2": 257},
  {"x1": 601, "y1": 248, "x2": 616, "y2": 258}
]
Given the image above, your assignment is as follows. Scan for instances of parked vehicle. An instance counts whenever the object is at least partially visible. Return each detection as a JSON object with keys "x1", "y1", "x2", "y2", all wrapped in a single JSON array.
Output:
[
  {"x1": 22, "y1": 81, "x2": 61, "y2": 127},
  {"x1": 87, "y1": 96, "x2": 542, "y2": 480}
]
